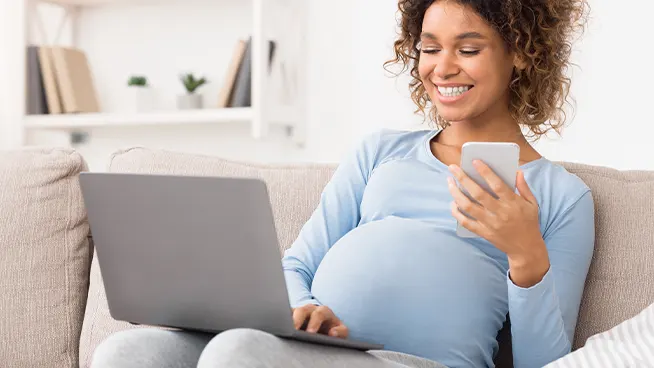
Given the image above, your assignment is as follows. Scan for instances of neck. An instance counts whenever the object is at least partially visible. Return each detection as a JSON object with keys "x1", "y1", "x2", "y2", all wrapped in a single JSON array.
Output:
[
  {"x1": 436, "y1": 107, "x2": 528, "y2": 149},
  {"x1": 430, "y1": 100, "x2": 543, "y2": 165},
  {"x1": 437, "y1": 121, "x2": 526, "y2": 147}
]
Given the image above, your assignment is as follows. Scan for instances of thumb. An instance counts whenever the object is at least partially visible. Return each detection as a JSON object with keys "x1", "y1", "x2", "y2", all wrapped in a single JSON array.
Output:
[
  {"x1": 516, "y1": 171, "x2": 536, "y2": 204},
  {"x1": 328, "y1": 324, "x2": 349, "y2": 339}
]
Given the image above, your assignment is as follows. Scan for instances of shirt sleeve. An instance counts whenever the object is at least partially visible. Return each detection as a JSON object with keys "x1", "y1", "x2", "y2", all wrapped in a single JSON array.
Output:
[
  {"x1": 508, "y1": 190, "x2": 596, "y2": 368},
  {"x1": 281, "y1": 132, "x2": 381, "y2": 308}
]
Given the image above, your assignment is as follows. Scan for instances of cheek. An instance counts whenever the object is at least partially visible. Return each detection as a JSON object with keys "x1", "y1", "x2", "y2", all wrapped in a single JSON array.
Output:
[
  {"x1": 418, "y1": 60, "x2": 433, "y2": 87},
  {"x1": 468, "y1": 54, "x2": 514, "y2": 88},
  {"x1": 463, "y1": 60, "x2": 509, "y2": 92},
  {"x1": 460, "y1": 56, "x2": 493, "y2": 84}
]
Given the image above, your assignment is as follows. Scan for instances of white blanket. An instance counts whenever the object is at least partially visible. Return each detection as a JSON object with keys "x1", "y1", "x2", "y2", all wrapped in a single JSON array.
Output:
[{"x1": 546, "y1": 303, "x2": 654, "y2": 367}]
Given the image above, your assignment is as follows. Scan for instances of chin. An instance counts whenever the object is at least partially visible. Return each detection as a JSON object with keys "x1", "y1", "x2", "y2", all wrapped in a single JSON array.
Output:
[{"x1": 436, "y1": 110, "x2": 474, "y2": 125}]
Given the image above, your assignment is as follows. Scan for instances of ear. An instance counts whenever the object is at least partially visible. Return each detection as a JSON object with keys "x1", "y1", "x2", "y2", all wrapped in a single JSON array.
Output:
[{"x1": 513, "y1": 53, "x2": 528, "y2": 70}]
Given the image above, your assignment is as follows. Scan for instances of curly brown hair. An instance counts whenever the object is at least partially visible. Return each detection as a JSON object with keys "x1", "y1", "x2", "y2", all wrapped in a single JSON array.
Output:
[{"x1": 385, "y1": 0, "x2": 589, "y2": 140}]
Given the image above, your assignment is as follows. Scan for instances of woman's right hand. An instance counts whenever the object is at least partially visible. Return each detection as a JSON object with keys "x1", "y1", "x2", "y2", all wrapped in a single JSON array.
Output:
[{"x1": 292, "y1": 304, "x2": 349, "y2": 339}]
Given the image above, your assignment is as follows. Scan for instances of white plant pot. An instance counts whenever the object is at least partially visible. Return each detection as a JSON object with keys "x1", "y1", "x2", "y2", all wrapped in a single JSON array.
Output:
[
  {"x1": 126, "y1": 86, "x2": 154, "y2": 113},
  {"x1": 177, "y1": 94, "x2": 203, "y2": 110}
]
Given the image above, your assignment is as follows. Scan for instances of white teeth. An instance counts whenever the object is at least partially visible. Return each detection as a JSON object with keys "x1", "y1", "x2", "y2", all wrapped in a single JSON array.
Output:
[{"x1": 437, "y1": 85, "x2": 471, "y2": 97}]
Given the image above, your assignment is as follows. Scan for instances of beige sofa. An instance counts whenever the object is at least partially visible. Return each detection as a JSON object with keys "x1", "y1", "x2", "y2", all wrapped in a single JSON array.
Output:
[{"x1": 1, "y1": 146, "x2": 653, "y2": 368}]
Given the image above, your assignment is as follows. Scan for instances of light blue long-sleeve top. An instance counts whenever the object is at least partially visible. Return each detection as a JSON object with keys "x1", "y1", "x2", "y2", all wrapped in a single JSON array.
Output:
[{"x1": 281, "y1": 129, "x2": 595, "y2": 368}]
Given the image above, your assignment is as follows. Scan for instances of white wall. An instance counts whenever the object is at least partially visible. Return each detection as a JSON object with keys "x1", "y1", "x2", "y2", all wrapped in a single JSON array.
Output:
[
  {"x1": 0, "y1": 0, "x2": 27, "y2": 149},
  {"x1": 2, "y1": 0, "x2": 653, "y2": 171},
  {"x1": 352, "y1": 0, "x2": 427, "y2": 138},
  {"x1": 533, "y1": 0, "x2": 654, "y2": 170}
]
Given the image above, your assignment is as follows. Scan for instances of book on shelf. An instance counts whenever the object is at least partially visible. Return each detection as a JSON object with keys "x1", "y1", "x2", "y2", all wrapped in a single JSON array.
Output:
[
  {"x1": 26, "y1": 45, "x2": 101, "y2": 116},
  {"x1": 218, "y1": 37, "x2": 276, "y2": 109},
  {"x1": 217, "y1": 39, "x2": 247, "y2": 108},
  {"x1": 26, "y1": 38, "x2": 277, "y2": 117},
  {"x1": 228, "y1": 38, "x2": 252, "y2": 108},
  {"x1": 26, "y1": 46, "x2": 49, "y2": 115},
  {"x1": 51, "y1": 47, "x2": 101, "y2": 113}
]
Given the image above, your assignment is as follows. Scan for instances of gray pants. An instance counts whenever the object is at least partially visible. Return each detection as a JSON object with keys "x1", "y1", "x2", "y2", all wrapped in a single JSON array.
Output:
[{"x1": 91, "y1": 327, "x2": 448, "y2": 368}]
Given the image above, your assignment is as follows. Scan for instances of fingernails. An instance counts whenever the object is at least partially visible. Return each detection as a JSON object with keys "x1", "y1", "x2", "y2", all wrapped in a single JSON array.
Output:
[
  {"x1": 447, "y1": 177, "x2": 454, "y2": 186},
  {"x1": 329, "y1": 330, "x2": 338, "y2": 337}
]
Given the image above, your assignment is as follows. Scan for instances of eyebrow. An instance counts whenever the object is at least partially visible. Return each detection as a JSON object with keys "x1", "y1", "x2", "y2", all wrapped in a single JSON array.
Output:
[{"x1": 420, "y1": 31, "x2": 486, "y2": 41}]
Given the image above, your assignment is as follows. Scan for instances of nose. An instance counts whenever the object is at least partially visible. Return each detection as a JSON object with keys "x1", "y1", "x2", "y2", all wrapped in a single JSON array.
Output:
[{"x1": 432, "y1": 51, "x2": 460, "y2": 80}]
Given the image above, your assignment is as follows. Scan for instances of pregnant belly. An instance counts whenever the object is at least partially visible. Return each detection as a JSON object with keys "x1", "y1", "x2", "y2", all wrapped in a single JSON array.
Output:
[{"x1": 310, "y1": 217, "x2": 508, "y2": 366}]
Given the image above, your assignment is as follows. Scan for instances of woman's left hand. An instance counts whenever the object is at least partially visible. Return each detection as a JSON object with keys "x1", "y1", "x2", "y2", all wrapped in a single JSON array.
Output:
[{"x1": 447, "y1": 160, "x2": 550, "y2": 287}]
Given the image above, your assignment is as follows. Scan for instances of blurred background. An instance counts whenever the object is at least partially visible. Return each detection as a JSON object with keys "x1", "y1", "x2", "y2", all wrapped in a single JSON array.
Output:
[{"x1": 0, "y1": 0, "x2": 651, "y2": 172}]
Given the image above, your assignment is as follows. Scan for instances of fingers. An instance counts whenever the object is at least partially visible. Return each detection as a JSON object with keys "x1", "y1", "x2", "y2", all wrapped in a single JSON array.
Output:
[
  {"x1": 451, "y1": 201, "x2": 489, "y2": 239},
  {"x1": 328, "y1": 324, "x2": 349, "y2": 339},
  {"x1": 447, "y1": 177, "x2": 487, "y2": 221},
  {"x1": 448, "y1": 164, "x2": 500, "y2": 211},
  {"x1": 305, "y1": 306, "x2": 335, "y2": 334},
  {"x1": 293, "y1": 304, "x2": 348, "y2": 339},
  {"x1": 471, "y1": 160, "x2": 514, "y2": 199},
  {"x1": 292, "y1": 304, "x2": 316, "y2": 330}
]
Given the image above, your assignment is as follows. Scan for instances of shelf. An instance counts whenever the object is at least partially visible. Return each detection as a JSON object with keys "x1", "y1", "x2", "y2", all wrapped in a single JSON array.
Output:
[
  {"x1": 37, "y1": 0, "x2": 153, "y2": 7},
  {"x1": 24, "y1": 108, "x2": 253, "y2": 130},
  {"x1": 10, "y1": 0, "x2": 308, "y2": 147}
]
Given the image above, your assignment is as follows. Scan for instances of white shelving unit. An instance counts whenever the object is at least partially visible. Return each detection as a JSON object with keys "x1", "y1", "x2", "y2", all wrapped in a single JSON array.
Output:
[{"x1": 15, "y1": 0, "x2": 307, "y2": 146}]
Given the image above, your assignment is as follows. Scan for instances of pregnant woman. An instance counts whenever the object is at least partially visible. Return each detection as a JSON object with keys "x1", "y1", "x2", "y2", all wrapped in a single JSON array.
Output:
[{"x1": 92, "y1": 0, "x2": 593, "y2": 367}]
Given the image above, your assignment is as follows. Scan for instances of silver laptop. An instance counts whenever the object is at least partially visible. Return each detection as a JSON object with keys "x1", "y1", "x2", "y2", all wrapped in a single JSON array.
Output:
[{"x1": 79, "y1": 172, "x2": 383, "y2": 351}]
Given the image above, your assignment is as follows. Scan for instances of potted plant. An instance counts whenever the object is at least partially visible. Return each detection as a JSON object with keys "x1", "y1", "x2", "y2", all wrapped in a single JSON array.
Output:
[
  {"x1": 126, "y1": 75, "x2": 154, "y2": 112},
  {"x1": 128, "y1": 75, "x2": 148, "y2": 87},
  {"x1": 177, "y1": 73, "x2": 207, "y2": 110}
]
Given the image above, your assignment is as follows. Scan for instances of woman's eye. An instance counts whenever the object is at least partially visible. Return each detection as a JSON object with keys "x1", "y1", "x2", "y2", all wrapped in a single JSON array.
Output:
[
  {"x1": 460, "y1": 49, "x2": 480, "y2": 56},
  {"x1": 421, "y1": 49, "x2": 440, "y2": 54}
]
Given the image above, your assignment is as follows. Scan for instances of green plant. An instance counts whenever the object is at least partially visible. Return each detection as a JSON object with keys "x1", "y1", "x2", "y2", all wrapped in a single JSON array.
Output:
[
  {"x1": 180, "y1": 73, "x2": 207, "y2": 94},
  {"x1": 127, "y1": 75, "x2": 148, "y2": 87}
]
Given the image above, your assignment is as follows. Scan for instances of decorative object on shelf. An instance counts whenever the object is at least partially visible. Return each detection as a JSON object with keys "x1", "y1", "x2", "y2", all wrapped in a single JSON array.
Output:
[
  {"x1": 177, "y1": 73, "x2": 207, "y2": 110},
  {"x1": 126, "y1": 75, "x2": 154, "y2": 113}
]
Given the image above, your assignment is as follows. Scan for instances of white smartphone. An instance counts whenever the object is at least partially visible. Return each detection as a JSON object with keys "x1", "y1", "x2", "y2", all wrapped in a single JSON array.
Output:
[{"x1": 456, "y1": 142, "x2": 520, "y2": 238}]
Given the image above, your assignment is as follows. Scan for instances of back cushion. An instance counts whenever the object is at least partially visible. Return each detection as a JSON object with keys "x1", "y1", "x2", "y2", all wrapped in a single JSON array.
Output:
[
  {"x1": 561, "y1": 162, "x2": 654, "y2": 349},
  {"x1": 0, "y1": 148, "x2": 91, "y2": 368},
  {"x1": 78, "y1": 147, "x2": 335, "y2": 367}
]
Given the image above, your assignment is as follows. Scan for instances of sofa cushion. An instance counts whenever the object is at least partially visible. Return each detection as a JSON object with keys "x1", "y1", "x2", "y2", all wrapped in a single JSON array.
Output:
[
  {"x1": 560, "y1": 162, "x2": 654, "y2": 349},
  {"x1": 0, "y1": 148, "x2": 91, "y2": 368},
  {"x1": 78, "y1": 147, "x2": 335, "y2": 367}
]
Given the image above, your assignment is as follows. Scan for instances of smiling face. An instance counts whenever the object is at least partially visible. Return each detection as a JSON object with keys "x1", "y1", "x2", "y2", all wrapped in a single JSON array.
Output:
[{"x1": 419, "y1": 1, "x2": 519, "y2": 125}]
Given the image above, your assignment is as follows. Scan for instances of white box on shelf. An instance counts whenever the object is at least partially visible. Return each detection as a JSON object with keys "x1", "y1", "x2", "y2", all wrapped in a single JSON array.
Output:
[{"x1": 125, "y1": 86, "x2": 155, "y2": 113}]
